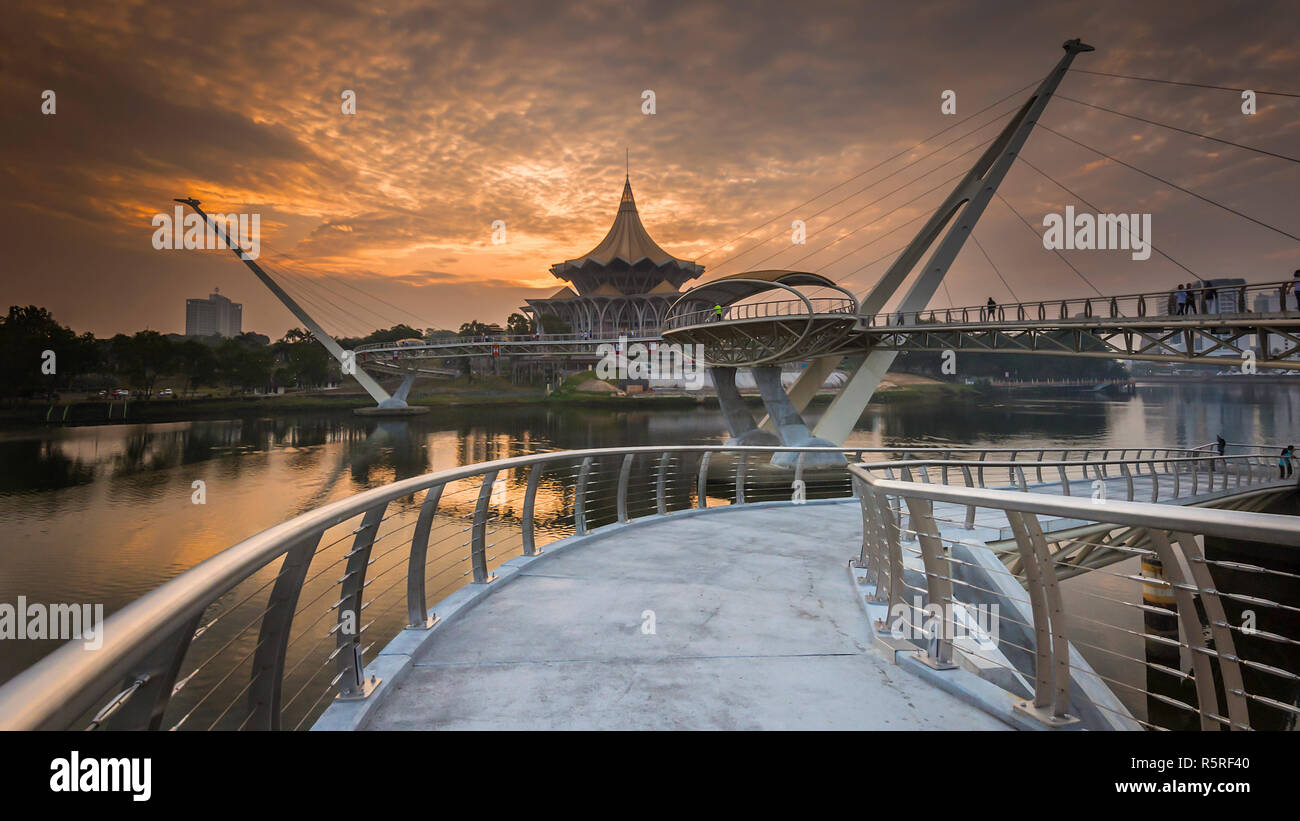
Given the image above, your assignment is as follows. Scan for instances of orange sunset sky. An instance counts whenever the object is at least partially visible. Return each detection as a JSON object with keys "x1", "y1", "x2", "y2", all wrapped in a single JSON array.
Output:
[{"x1": 2, "y1": 0, "x2": 1297, "y2": 339}]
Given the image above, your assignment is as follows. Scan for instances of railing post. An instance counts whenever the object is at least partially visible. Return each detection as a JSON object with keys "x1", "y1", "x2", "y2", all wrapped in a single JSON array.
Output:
[
  {"x1": 1171, "y1": 531, "x2": 1251, "y2": 729},
  {"x1": 655, "y1": 451, "x2": 669, "y2": 515},
  {"x1": 574, "y1": 456, "x2": 594, "y2": 534},
  {"x1": 97, "y1": 612, "x2": 204, "y2": 730},
  {"x1": 903, "y1": 496, "x2": 957, "y2": 669},
  {"x1": 696, "y1": 452, "x2": 711, "y2": 509},
  {"x1": 333, "y1": 503, "x2": 388, "y2": 701},
  {"x1": 470, "y1": 471, "x2": 500, "y2": 585},
  {"x1": 406, "y1": 484, "x2": 445, "y2": 628},
  {"x1": 960, "y1": 465, "x2": 976, "y2": 528},
  {"x1": 1058, "y1": 464, "x2": 1071, "y2": 496},
  {"x1": 248, "y1": 529, "x2": 326, "y2": 729},
  {"x1": 875, "y1": 491, "x2": 905, "y2": 614},
  {"x1": 1004, "y1": 510, "x2": 1078, "y2": 726},
  {"x1": 734, "y1": 452, "x2": 747, "y2": 504},
  {"x1": 1121, "y1": 462, "x2": 1134, "y2": 501},
  {"x1": 521, "y1": 465, "x2": 543, "y2": 556},
  {"x1": 617, "y1": 453, "x2": 634, "y2": 523}
]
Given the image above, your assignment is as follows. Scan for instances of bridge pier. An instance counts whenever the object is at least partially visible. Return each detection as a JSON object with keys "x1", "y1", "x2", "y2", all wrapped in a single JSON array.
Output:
[
  {"x1": 712, "y1": 367, "x2": 780, "y2": 446},
  {"x1": 753, "y1": 366, "x2": 843, "y2": 467}
]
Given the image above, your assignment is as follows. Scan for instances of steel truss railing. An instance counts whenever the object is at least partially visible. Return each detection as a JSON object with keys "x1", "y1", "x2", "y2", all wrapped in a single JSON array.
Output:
[
  {"x1": 856, "y1": 278, "x2": 1300, "y2": 329},
  {"x1": 849, "y1": 453, "x2": 1300, "y2": 730},
  {"x1": 662, "y1": 297, "x2": 857, "y2": 331}
]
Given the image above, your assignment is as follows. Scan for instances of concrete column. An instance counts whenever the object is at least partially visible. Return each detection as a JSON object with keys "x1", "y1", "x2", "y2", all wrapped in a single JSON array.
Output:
[
  {"x1": 712, "y1": 367, "x2": 778, "y2": 446},
  {"x1": 758, "y1": 356, "x2": 842, "y2": 432},
  {"x1": 753, "y1": 365, "x2": 843, "y2": 466}
]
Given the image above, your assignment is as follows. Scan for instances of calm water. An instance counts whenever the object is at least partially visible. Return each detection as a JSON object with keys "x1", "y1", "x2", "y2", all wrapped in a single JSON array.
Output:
[{"x1": 2, "y1": 381, "x2": 1298, "y2": 726}]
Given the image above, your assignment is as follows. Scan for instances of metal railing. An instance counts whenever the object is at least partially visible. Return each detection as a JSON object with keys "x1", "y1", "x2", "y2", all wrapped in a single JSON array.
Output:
[
  {"x1": 663, "y1": 297, "x2": 857, "y2": 331},
  {"x1": 0, "y1": 443, "x2": 888, "y2": 732},
  {"x1": 849, "y1": 453, "x2": 1300, "y2": 730},
  {"x1": 4, "y1": 442, "x2": 1288, "y2": 731},
  {"x1": 857, "y1": 278, "x2": 1300, "y2": 329}
]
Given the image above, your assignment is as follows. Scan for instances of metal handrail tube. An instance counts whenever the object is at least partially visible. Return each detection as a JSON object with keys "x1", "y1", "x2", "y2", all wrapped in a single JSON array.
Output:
[
  {"x1": 0, "y1": 443, "x2": 885, "y2": 730},
  {"x1": 848, "y1": 468, "x2": 1300, "y2": 546}
]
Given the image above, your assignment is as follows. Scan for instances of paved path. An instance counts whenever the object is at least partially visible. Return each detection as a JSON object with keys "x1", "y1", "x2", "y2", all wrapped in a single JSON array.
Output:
[{"x1": 366, "y1": 503, "x2": 1007, "y2": 730}]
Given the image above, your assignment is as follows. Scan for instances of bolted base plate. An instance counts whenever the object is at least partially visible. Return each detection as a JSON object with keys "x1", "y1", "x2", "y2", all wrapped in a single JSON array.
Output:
[
  {"x1": 915, "y1": 651, "x2": 958, "y2": 670},
  {"x1": 408, "y1": 614, "x2": 440, "y2": 630},
  {"x1": 1013, "y1": 699, "x2": 1081, "y2": 728},
  {"x1": 336, "y1": 674, "x2": 382, "y2": 702}
]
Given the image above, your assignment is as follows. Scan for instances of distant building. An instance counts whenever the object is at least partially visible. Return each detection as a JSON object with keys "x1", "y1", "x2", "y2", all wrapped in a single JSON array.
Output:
[
  {"x1": 522, "y1": 176, "x2": 704, "y2": 337},
  {"x1": 186, "y1": 290, "x2": 242, "y2": 337}
]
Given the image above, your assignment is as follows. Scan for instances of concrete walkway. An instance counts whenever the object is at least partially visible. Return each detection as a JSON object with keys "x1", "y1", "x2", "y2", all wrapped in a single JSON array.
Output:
[{"x1": 364, "y1": 503, "x2": 1007, "y2": 730}]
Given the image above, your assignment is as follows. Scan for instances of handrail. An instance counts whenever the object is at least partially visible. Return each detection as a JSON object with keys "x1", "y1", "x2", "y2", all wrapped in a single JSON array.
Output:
[
  {"x1": 663, "y1": 296, "x2": 857, "y2": 331},
  {"x1": 4, "y1": 441, "x2": 1285, "y2": 731},
  {"x1": 848, "y1": 453, "x2": 1300, "y2": 730},
  {"x1": 0, "y1": 443, "x2": 871, "y2": 731},
  {"x1": 856, "y1": 277, "x2": 1300, "y2": 329}
]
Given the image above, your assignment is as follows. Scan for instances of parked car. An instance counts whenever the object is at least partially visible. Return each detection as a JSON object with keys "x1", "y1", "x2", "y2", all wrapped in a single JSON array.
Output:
[
  {"x1": 111, "y1": 389, "x2": 130, "y2": 397},
  {"x1": 158, "y1": 388, "x2": 174, "y2": 397}
]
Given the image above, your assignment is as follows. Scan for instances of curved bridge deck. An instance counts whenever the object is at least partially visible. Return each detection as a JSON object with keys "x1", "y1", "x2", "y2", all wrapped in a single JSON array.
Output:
[{"x1": 353, "y1": 503, "x2": 1007, "y2": 731}]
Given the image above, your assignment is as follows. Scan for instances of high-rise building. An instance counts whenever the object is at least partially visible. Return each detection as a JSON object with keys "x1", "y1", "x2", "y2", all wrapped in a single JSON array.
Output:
[{"x1": 185, "y1": 289, "x2": 243, "y2": 337}]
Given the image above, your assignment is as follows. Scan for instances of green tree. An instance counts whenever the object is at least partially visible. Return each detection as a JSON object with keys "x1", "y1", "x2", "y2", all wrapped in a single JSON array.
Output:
[
  {"x1": 459, "y1": 320, "x2": 490, "y2": 338},
  {"x1": 0, "y1": 305, "x2": 79, "y2": 398},
  {"x1": 506, "y1": 313, "x2": 533, "y2": 336},
  {"x1": 535, "y1": 313, "x2": 571, "y2": 335},
  {"x1": 274, "y1": 328, "x2": 331, "y2": 389},
  {"x1": 174, "y1": 339, "x2": 217, "y2": 396},
  {"x1": 109, "y1": 330, "x2": 174, "y2": 397}
]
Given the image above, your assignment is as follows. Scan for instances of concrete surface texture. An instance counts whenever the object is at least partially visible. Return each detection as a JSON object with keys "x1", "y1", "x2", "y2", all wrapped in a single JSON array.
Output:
[{"x1": 365, "y1": 503, "x2": 1007, "y2": 730}]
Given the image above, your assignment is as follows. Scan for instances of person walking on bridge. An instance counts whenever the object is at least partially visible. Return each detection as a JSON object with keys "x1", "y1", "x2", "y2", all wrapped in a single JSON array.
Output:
[
  {"x1": 1175, "y1": 285, "x2": 1187, "y2": 315},
  {"x1": 1293, "y1": 270, "x2": 1300, "y2": 311},
  {"x1": 984, "y1": 297, "x2": 997, "y2": 322},
  {"x1": 1280, "y1": 445, "x2": 1295, "y2": 479}
]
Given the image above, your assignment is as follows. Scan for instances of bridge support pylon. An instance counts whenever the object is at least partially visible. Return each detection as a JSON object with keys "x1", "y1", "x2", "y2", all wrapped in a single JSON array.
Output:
[
  {"x1": 712, "y1": 367, "x2": 780, "y2": 446},
  {"x1": 813, "y1": 38, "x2": 1094, "y2": 444},
  {"x1": 753, "y1": 366, "x2": 843, "y2": 466}
]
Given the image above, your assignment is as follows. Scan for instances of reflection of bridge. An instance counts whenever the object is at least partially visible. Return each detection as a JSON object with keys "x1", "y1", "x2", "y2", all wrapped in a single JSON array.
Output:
[{"x1": 3, "y1": 443, "x2": 1295, "y2": 731}]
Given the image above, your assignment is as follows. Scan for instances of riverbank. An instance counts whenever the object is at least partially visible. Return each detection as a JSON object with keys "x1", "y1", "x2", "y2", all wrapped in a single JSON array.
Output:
[{"x1": 0, "y1": 373, "x2": 975, "y2": 426}]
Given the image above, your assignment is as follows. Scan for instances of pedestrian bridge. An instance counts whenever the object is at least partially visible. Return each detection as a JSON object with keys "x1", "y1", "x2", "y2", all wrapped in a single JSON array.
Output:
[
  {"x1": 2, "y1": 442, "x2": 1296, "y2": 732},
  {"x1": 663, "y1": 277, "x2": 1300, "y2": 369}
]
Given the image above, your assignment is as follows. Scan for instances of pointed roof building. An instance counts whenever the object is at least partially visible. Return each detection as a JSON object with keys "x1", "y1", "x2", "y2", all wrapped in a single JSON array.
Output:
[{"x1": 523, "y1": 176, "x2": 704, "y2": 337}]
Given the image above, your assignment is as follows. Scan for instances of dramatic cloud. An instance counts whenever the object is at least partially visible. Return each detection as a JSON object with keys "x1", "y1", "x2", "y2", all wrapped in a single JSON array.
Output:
[{"x1": 1, "y1": 0, "x2": 1296, "y2": 337}]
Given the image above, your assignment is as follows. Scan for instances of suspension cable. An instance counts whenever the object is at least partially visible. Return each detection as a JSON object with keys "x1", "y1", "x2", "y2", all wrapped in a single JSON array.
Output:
[{"x1": 1040, "y1": 124, "x2": 1300, "y2": 243}]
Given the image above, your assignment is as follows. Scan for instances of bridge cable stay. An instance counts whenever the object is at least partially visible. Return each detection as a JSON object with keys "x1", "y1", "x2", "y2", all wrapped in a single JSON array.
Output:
[
  {"x1": 1039, "y1": 124, "x2": 1300, "y2": 243},
  {"x1": 807, "y1": 40, "x2": 1099, "y2": 446},
  {"x1": 257, "y1": 260, "x2": 378, "y2": 339},
  {"x1": 814, "y1": 180, "x2": 970, "y2": 281},
  {"x1": 1070, "y1": 68, "x2": 1300, "y2": 99},
  {"x1": 752, "y1": 132, "x2": 1009, "y2": 272},
  {"x1": 258, "y1": 245, "x2": 433, "y2": 330},
  {"x1": 1055, "y1": 95, "x2": 1300, "y2": 165},
  {"x1": 969, "y1": 233, "x2": 1020, "y2": 302},
  {"x1": 256, "y1": 246, "x2": 433, "y2": 333},
  {"x1": 1017, "y1": 155, "x2": 1200, "y2": 279},
  {"x1": 175, "y1": 199, "x2": 398, "y2": 406},
  {"x1": 690, "y1": 76, "x2": 1045, "y2": 267},
  {"x1": 992, "y1": 190, "x2": 1105, "y2": 295},
  {"x1": 264, "y1": 261, "x2": 397, "y2": 337},
  {"x1": 706, "y1": 105, "x2": 1023, "y2": 274}
]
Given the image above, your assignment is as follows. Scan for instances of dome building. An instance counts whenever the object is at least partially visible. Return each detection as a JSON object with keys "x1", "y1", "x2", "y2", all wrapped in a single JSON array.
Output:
[{"x1": 523, "y1": 176, "x2": 704, "y2": 337}]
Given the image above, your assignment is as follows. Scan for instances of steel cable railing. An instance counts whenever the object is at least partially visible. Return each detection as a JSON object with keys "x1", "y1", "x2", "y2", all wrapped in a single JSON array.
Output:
[{"x1": 850, "y1": 452, "x2": 1300, "y2": 730}]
